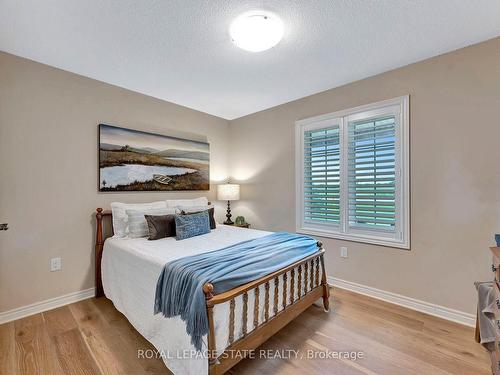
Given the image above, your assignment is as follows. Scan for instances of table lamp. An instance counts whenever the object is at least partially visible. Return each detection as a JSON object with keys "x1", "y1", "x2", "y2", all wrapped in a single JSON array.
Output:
[{"x1": 217, "y1": 183, "x2": 240, "y2": 225}]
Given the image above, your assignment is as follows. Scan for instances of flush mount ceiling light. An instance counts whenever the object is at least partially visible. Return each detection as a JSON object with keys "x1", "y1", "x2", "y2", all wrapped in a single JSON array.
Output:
[{"x1": 229, "y1": 11, "x2": 284, "y2": 52}]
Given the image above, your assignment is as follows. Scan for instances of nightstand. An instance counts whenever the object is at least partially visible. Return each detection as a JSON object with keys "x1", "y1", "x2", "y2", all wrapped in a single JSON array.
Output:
[{"x1": 224, "y1": 223, "x2": 250, "y2": 229}]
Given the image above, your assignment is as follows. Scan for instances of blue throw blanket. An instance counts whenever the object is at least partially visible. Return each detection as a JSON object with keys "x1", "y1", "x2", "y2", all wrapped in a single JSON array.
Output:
[{"x1": 154, "y1": 232, "x2": 319, "y2": 351}]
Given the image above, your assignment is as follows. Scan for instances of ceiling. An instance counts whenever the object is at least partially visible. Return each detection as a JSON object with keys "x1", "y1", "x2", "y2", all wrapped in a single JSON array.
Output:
[{"x1": 1, "y1": 1, "x2": 499, "y2": 120}]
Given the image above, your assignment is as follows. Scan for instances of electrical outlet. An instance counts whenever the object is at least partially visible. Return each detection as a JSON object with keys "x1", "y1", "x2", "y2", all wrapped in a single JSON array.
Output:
[
  {"x1": 50, "y1": 257, "x2": 62, "y2": 272},
  {"x1": 340, "y1": 247, "x2": 348, "y2": 258}
]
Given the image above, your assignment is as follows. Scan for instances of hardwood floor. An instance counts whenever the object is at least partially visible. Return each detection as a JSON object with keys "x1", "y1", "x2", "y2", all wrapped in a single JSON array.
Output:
[{"x1": 0, "y1": 288, "x2": 490, "y2": 375}]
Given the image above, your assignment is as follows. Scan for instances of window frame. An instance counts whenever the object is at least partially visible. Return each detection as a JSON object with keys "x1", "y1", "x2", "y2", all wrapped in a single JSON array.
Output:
[{"x1": 295, "y1": 96, "x2": 410, "y2": 249}]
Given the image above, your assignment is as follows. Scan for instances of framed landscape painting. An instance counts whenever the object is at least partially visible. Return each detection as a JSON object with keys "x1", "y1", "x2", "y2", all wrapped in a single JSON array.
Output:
[{"x1": 99, "y1": 124, "x2": 209, "y2": 191}]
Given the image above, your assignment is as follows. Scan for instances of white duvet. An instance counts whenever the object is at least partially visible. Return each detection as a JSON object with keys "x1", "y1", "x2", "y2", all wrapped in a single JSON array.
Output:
[
  {"x1": 102, "y1": 225, "x2": 321, "y2": 375},
  {"x1": 102, "y1": 225, "x2": 272, "y2": 375}
]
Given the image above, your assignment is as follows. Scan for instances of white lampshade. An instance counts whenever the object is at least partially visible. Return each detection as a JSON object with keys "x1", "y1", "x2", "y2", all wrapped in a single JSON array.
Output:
[{"x1": 217, "y1": 184, "x2": 240, "y2": 201}]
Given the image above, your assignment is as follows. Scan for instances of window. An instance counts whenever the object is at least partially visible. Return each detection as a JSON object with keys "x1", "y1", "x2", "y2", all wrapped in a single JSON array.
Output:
[{"x1": 295, "y1": 96, "x2": 409, "y2": 249}]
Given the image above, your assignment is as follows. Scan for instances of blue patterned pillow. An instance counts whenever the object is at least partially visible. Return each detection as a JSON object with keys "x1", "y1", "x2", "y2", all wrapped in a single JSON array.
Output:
[{"x1": 175, "y1": 211, "x2": 210, "y2": 240}]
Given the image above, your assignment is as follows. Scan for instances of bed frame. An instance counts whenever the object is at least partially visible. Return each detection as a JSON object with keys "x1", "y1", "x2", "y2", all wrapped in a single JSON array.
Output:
[{"x1": 95, "y1": 207, "x2": 330, "y2": 375}]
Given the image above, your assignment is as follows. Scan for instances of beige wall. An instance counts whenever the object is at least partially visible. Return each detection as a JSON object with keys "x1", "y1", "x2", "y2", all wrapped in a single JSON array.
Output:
[
  {"x1": 0, "y1": 52, "x2": 229, "y2": 312},
  {"x1": 229, "y1": 37, "x2": 500, "y2": 314},
  {"x1": 1, "y1": 38, "x2": 499, "y2": 315}
]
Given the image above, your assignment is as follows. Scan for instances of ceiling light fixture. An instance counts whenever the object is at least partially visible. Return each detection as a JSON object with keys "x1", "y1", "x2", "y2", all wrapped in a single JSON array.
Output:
[{"x1": 229, "y1": 11, "x2": 284, "y2": 52}]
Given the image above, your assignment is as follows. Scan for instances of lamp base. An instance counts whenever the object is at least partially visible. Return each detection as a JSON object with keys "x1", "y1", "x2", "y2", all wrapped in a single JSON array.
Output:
[{"x1": 224, "y1": 200, "x2": 234, "y2": 225}]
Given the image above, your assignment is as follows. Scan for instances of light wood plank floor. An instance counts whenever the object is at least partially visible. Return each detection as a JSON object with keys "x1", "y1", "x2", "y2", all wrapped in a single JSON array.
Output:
[{"x1": 0, "y1": 288, "x2": 490, "y2": 375}]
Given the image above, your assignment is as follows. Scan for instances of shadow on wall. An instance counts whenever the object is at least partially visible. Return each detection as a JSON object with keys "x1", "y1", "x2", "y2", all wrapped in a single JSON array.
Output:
[
  {"x1": 87, "y1": 212, "x2": 100, "y2": 294},
  {"x1": 231, "y1": 160, "x2": 295, "y2": 232}
]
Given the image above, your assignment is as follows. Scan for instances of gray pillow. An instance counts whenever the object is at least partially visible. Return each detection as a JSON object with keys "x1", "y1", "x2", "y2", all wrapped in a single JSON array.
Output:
[
  {"x1": 145, "y1": 214, "x2": 176, "y2": 240},
  {"x1": 175, "y1": 211, "x2": 210, "y2": 240}
]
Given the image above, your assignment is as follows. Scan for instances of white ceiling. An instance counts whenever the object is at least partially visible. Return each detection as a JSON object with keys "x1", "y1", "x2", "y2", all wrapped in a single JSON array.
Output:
[{"x1": 1, "y1": 1, "x2": 499, "y2": 120}]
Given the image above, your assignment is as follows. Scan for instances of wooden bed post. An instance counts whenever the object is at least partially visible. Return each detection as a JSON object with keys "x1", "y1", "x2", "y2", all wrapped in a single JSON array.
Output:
[
  {"x1": 317, "y1": 241, "x2": 330, "y2": 312},
  {"x1": 203, "y1": 283, "x2": 217, "y2": 368},
  {"x1": 95, "y1": 208, "x2": 104, "y2": 298}
]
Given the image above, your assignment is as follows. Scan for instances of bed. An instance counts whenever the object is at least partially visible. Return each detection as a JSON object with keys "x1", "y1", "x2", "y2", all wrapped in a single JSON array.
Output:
[{"x1": 94, "y1": 207, "x2": 330, "y2": 375}]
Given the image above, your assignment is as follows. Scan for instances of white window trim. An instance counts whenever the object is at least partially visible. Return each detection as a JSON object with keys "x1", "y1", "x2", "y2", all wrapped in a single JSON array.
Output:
[{"x1": 295, "y1": 96, "x2": 410, "y2": 249}]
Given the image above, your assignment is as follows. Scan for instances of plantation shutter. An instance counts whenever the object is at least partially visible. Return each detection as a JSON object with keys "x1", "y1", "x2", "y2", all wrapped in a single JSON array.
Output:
[
  {"x1": 303, "y1": 126, "x2": 341, "y2": 225},
  {"x1": 347, "y1": 116, "x2": 397, "y2": 232},
  {"x1": 297, "y1": 97, "x2": 408, "y2": 248}
]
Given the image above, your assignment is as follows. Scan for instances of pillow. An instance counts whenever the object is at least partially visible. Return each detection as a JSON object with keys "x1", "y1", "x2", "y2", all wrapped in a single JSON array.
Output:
[
  {"x1": 175, "y1": 211, "x2": 210, "y2": 240},
  {"x1": 126, "y1": 207, "x2": 176, "y2": 238},
  {"x1": 181, "y1": 206, "x2": 216, "y2": 229},
  {"x1": 165, "y1": 197, "x2": 208, "y2": 208},
  {"x1": 110, "y1": 201, "x2": 167, "y2": 238},
  {"x1": 145, "y1": 214, "x2": 176, "y2": 240}
]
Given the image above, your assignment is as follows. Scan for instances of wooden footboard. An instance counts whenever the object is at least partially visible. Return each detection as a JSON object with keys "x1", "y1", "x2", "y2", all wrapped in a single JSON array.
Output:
[
  {"x1": 203, "y1": 243, "x2": 329, "y2": 375},
  {"x1": 94, "y1": 208, "x2": 330, "y2": 374}
]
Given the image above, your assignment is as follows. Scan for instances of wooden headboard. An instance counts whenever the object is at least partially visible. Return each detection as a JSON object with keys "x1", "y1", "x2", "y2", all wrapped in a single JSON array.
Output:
[{"x1": 95, "y1": 208, "x2": 113, "y2": 297}]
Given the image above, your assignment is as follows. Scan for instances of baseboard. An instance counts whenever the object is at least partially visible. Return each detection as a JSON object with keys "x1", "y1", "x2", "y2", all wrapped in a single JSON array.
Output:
[
  {"x1": 0, "y1": 287, "x2": 95, "y2": 324},
  {"x1": 328, "y1": 276, "x2": 475, "y2": 327},
  {"x1": 0, "y1": 280, "x2": 475, "y2": 327}
]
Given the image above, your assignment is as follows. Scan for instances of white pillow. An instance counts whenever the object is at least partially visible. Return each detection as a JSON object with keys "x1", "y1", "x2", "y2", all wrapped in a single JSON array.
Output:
[
  {"x1": 126, "y1": 207, "x2": 176, "y2": 238},
  {"x1": 166, "y1": 197, "x2": 208, "y2": 208},
  {"x1": 110, "y1": 201, "x2": 167, "y2": 238}
]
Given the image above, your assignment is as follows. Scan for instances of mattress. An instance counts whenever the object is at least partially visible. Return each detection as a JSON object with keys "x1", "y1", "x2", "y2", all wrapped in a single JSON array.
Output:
[{"x1": 102, "y1": 225, "x2": 274, "y2": 375}]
